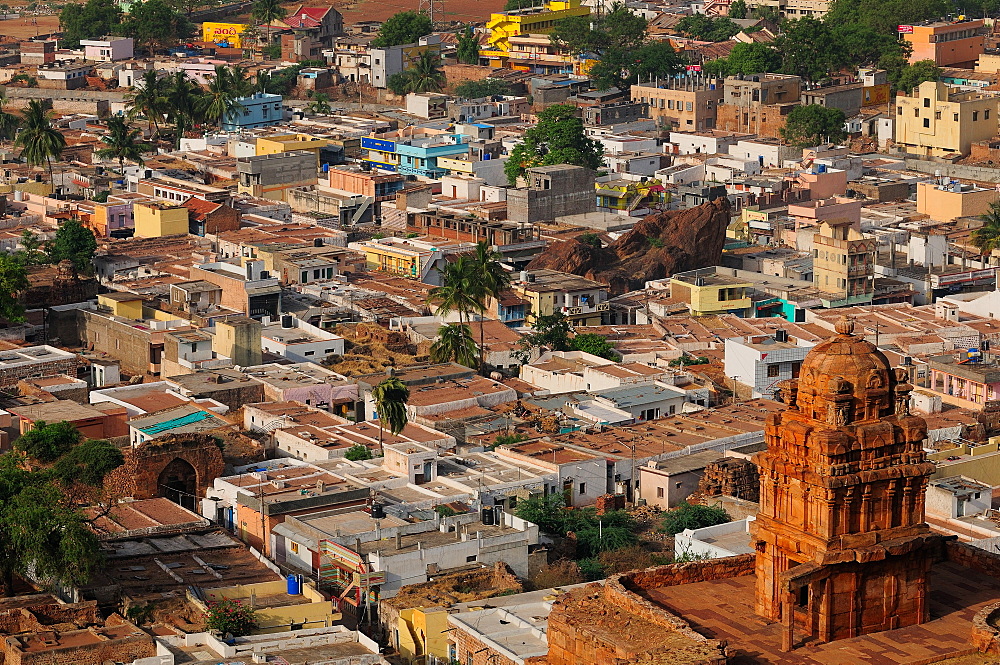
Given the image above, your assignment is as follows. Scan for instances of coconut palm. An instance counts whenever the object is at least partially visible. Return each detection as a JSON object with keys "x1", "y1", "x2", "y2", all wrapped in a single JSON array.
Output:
[
  {"x1": 372, "y1": 376, "x2": 410, "y2": 450},
  {"x1": 126, "y1": 70, "x2": 168, "y2": 136},
  {"x1": 307, "y1": 92, "x2": 332, "y2": 115},
  {"x1": 228, "y1": 65, "x2": 254, "y2": 97},
  {"x1": 252, "y1": 0, "x2": 286, "y2": 51},
  {"x1": 405, "y1": 50, "x2": 446, "y2": 93},
  {"x1": 0, "y1": 93, "x2": 20, "y2": 144},
  {"x1": 96, "y1": 116, "x2": 154, "y2": 172},
  {"x1": 15, "y1": 100, "x2": 66, "y2": 185},
  {"x1": 165, "y1": 71, "x2": 201, "y2": 149},
  {"x1": 199, "y1": 65, "x2": 246, "y2": 127},
  {"x1": 430, "y1": 323, "x2": 478, "y2": 369},
  {"x1": 973, "y1": 201, "x2": 1000, "y2": 267},
  {"x1": 469, "y1": 241, "x2": 511, "y2": 374},
  {"x1": 429, "y1": 256, "x2": 479, "y2": 326}
]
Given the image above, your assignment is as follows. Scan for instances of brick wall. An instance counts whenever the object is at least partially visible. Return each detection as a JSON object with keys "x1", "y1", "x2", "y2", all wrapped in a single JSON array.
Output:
[
  {"x1": 80, "y1": 309, "x2": 156, "y2": 376},
  {"x1": 0, "y1": 356, "x2": 78, "y2": 389},
  {"x1": 716, "y1": 104, "x2": 789, "y2": 140},
  {"x1": 103, "y1": 433, "x2": 224, "y2": 501}
]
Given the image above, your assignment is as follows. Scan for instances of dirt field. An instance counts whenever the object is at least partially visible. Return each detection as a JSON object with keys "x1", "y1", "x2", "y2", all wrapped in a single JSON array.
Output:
[{"x1": 0, "y1": 13, "x2": 60, "y2": 42}]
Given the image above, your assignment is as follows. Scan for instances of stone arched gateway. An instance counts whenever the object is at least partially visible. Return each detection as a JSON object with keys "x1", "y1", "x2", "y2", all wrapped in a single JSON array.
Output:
[{"x1": 104, "y1": 434, "x2": 225, "y2": 507}]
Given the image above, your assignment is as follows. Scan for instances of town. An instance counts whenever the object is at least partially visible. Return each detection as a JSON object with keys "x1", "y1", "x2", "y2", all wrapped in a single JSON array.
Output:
[{"x1": 4, "y1": 0, "x2": 1000, "y2": 663}]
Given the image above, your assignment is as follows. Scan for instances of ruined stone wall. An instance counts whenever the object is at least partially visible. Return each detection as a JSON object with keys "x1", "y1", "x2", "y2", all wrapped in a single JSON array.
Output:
[
  {"x1": 103, "y1": 434, "x2": 224, "y2": 501},
  {"x1": 697, "y1": 458, "x2": 759, "y2": 503}
]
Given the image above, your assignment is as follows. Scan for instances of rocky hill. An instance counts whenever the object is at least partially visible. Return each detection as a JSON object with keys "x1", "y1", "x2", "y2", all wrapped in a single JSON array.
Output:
[{"x1": 527, "y1": 198, "x2": 731, "y2": 294}]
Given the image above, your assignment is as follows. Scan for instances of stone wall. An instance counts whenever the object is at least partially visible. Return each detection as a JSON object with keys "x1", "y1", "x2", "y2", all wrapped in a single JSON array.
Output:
[
  {"x1": 716, "y1": 104, "x2": 788, "y2": 140},
  {"x1": 103, "y1": 434, "x2": 225, "y2": 501},
  {"x1": 0, "y1": 355, "x2": 78, "y2": 389},
  {"x1": 619, "y1": 554, "x2": 756, "y2": 592},
  {"x1": 80, "y1": 309, "x2": 155, "y2": 376},
  {"x1": 2, "y1": 614, "x2": 154, "y2": 665},
  {"x1": 698, "y1": 458, "x2": 759, "y2": 503},
  {"x1": 903, "y1": 158, "x2": 1000, "y2": 183}
]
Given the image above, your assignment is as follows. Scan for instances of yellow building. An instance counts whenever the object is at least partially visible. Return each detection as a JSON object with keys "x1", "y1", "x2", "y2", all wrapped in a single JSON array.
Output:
[
  {"x1": 812, "y1": 219, "x2": 876, "y2": 307},
  {"x1": 396, "y1": 607, "x2": 451, "y2": 662},
  {"x1": 202, "y1": 22, "x2": 247, "y2": 48},
  {"x1": 214, "y1": 316, "x2": 263, "y2": 367},
  {"x1": 916, "y1": 180, "x2": 999, "y2": 222},
  {"x1": 97, "y1": 292, "x2": 144, "y2": 319},
  {"x1": 894, "y1": 80, "x2": 1000, "y2": 158},
  {"x1": 199, "y1": 580, "x2": 339, "y2": 634},
  {"x1": 133, "y1": 200, "x2": 188, "y2": 238},
  {"x1": 483, "y1": 0, "x2": 589, "y2": 65},
  {"x1": 255, "y1": 134, "x2": 330, "y2": 163},
  {"x1": 511, "y1": 269, "x2": 609, "y2": 326},
  {"x1": 669, "y1": 267, "x2": 753, "y2": 317}
]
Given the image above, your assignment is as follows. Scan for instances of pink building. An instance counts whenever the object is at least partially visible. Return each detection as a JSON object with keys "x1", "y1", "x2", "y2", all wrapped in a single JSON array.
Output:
[
  {"x1": 787, "y1": 196, "x2": 863, "y2": 229},
  {"x1": 80, "y1": 36, "x2": 134, "y2": 62}
]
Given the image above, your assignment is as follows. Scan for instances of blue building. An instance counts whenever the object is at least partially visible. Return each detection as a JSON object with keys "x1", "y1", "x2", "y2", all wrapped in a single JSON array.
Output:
[
  {"x1": 222, "y1": 93, "x2": 284, "y2": 131},
  {"x1": 361, "y1": 132, "x2": 470, "y2": 178}
]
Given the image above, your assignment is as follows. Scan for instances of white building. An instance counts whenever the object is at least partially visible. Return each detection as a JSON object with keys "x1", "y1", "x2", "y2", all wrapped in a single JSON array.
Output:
[
  {"x1": 724, "y1": 330, "x2": 815, "y2": 398},
  {"x1": 674, "y1": 516, "x2": 756, "y2": 560},
  {"x1": 669, "y1": 130, "x2": 745, "y2": 156},
  {"x1": 260, "y1": 315, "x2": 345, "y2": 363},
  {"x1": 926, "y1": 476, "x2": 992, "y2": 519}
]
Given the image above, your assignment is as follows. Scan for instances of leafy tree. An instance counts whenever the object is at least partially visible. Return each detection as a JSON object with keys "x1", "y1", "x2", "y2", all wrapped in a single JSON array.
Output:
[
  {"x1": 779, "y1": 104, "x2": 846, "y2": 147},
  {"x1": 490, "y1": 432, "x2": 527, "y2": 450},
  {"x1": 704, "y1": 42, "x2": 780, "y2": 77},
  {"x1": 577, "y1": 557, "x2": 605, "y2": 581},
  {"x1": 434, "y1": 504, "x2": 458, "y2": 517},
  {"x1": 752, "y1": 4, "x2": 781, "y2": 20},
  {"x1": 164, "y1": 71, "x2": 202, "y2": 149},
  {"x1": 504, "y1": 0, "x2": 540, "y2": 8},
  {"x1": 456, "y1": 26, "x2": 479, "y2": 65},
  {"x1": 454, "y1": 78, "x2": 511, "y2": 99},
  {"x1": 261, "y1": 42, "x2": 282, "y2": 59},
  {"x1": 120, "y1": 0, "x2": 193, "y2": 54},
  {"x1": 972, "y1": 201, "x2": 1000, "y2": 265},
  {"x1": 47, "y1": 219, "x2": 97, "y2": 274},
  {"x1": 513, "y1": 493, "x2": 568, "y2": 534},
  {"x1": 0, "y1": 255, "x2": 28, "y2": 322},
  {"x1": 404, "y1": 50, "x2": 446, "y2": 93},
  {"x1": 570, "y1": 333, "x2": 617, "y2": 360},
  {"x1": 96, "y1": 116, "x2": 153, "y2": 172},
  {"x1": 660, "y1": 501, "x2": 731, "y2": 535},
  {"x1": 252, "y1": 0, "x2": 286, "y2": 48},
  {"x1": 51, "y1": 438, "x2": 124, "y2": 487},
  {"x1": 823, "y1": 0, "x2": 951, "y2": 35},
  {"x1": 0, "y1": 94, "x2": 19, "y2": 143},
  {"x1": 307, "y1": 92, "x2": 332, "y2": 115},
  {"x1": 589, "y1": 41, "x2": 683, "y2": 92},
  {"x1": 430, "y1": 323, "x2": 479, "y2": 368},
  {"x1": 199, "y1": 65, "x2": 247, "y2": 127},
  {"x1": 575, "y1": 520, "x2": 637, "y2": 557},
  {"x1": 578, "y1": 232, "x2": 601, "y2": 248},
  {"x1": 387, "y1": 71, "x2": 412, "y2": 96},
  {"x1": 515, "y1": 311, "x2": 573, "y2": 362},
  {"x1": 674, "y1": 14, "x2": 741, "y2": 41},
  {"x1": 469, "y1": 241, "x2": 511, "y2": 374},
  {"x1": 204, "y1": 598, "x2": 258, "y2": 637},
  {"x1": 8, "y1": 74, "x2": 36, "y2": 88},
  {"x1": 92, "y1": 191, "x2": 110, "y2": 203},
  {"x1": 126, "y1": 70, "x2": 168, "y2": 136},
  {"x1": 166, "y1": 0, "x2": 217, "y2": 15},
  {"x1": 430, "y1": 256, "x2": 480, "y2": 325},
  {"x1": 890, "y1": 59, "x2": 941, "y2": 93},
  {"x1": 59, "y1": 0, "x2": 122, "y2": 48},
  {"x1": 14, "y1": 421, "x2": 80, "y2": 463},
  {"x1": 728, "y1": 0, "x2": 748, "y2": 18},
  {"x1": 372, "y1": 10, "x2": 433, "y2": 48},
  {"x1": 504, "y1": 104, "x2": 603, "y2": 184},
  {"x1": 17, "y1": 229, "x2": 43, "y2": 266},
  {"x1": 372, "y1": 377, "x2": 410, "y2": 448},
  {"x1": 15, "y1": 100, "x2": 65, "y2": 185},
  {"x1": 344, "y1": 443, "x2": 373, "y2": 461},
  {"x1": 773, "y1": 17, "x2": 837, "y2": 83}
]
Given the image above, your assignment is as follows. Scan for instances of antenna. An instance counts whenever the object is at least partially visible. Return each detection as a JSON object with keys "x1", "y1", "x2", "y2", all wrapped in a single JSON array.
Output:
[{"x1": 418, "y1": 0, "x2": 445, "y2": 27}]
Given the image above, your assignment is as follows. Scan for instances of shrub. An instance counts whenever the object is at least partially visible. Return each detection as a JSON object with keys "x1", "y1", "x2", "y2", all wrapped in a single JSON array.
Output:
[
  {"x1": 345, "y1": 444, "x2": 373, "y2": 461},
  {"x1": 204, "y1": 599, "x2": 258, "y2": 637},
  {"x1": 434, "y1": 504, "x2": 457, "y2": 517},
  {"x1": 660, "y1": 501, "x2": 731, "y2": 536}
]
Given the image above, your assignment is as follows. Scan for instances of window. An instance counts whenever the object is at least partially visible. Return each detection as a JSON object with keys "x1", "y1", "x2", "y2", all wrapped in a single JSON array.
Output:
[
  {"x1": 656, "y1": 487, "x2": 664, "y2": 498},
  {"x1": 923, "y1": 98, "x2": 930, "y2": 107},
  {"x1": 935, "y1": 111, "x2": 941, "y2": 119},
  {"x1": 954, "y1": 113, "x2": 960, "y2": 121},
  {"x1": 466, "y1": 554, "x2": 477, "y2": 563},
  {"x1": 923, "y1": 118, "x2": 930, "y2": 128},
  {"x1": 914, "y1": 108, "x2": 919, "y2": 117},
  {"x1": 304, "y1": 351, "x2": 315, "y2": 356},
  {"x1": 290, "y1": 541, "x2": 300, "y2": 555},
  {"x1": 974, "y1": 111, "x2": 980, "y2": 121},
  {"x1": 767, "y1": 364, "x2": 780, "y2": 378},
  {"x1": 579, "y1": 482, "x2": 586, "y2": 495},
  {"x1": 325, "y1": 348, "x2": 336, "y2": 353},
  {"x1": 897, "y1": 106, "x2": 903, "y2": 115},
  {"x1": 988, "y1": 110, "x2": 992, "y2": 120}
]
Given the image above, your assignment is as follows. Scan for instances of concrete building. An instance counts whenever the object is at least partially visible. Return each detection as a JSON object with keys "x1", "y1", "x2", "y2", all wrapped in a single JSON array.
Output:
[
  {"x1": 511, "y1": 269, "x2": 609, "y2": 326},
  {"x1": 507, "y1": 165, "x2": 595, "y2": 224},
  {"x1": 79, "y1": 36, "x2": 133, "y2": 62},
  {"x1": 894, "y1": 81, "x2": 999, "y2": 157},
  {"x1": 812, "y1": 219, "x2": 876, "y2": 307},
  {"x1": 221, "y1": 93, "x2": 285, "y2": 131},
  {"x1": 0, "y1": 345, "x2": 79, "y2": 388},
  {"x1": 260, "y1": 314, "x2": 345, "y2": 362},
  {"x1": 214, "y1": 316, "x2": 263, "y2": 367},
  {"x1": 902, "y1": 19, "x2": 987, "y2": 68},
  {"x1": 327, "y1": 166, "x2": 405, "y2": 201},
  {"x1": 237, "y1": 150, "x2": 318, "y2": 201},
  {"x1": 370, "y1": 36, "x2": 441, "y2": 89},
  {"x1": 631, "y1": 77, "x2": 725, "y2": 131},
  {"x1": 926, "y1": 476, "x2": 991, "y2": 519},
  {"x1": 189, "y1": 259, "x2": 281, "y2": 319},
  {"x1": 638, "y1": 450, "x2": 732, "y2": 509},
  {"x1": 724, "y1": 330, "x2": 814, "y2": 398},
  {"x1": 36, "y1": 59, "x2": 92, "y2": 90},
  {"x1": 133, "y1": 200, "x2": 188, "y2": 238},
  {"x1": 670, "y1": 267, "x2": 754, "y2": 317},
  {"x1": 916, "y1": 179, "x2": 999, "y2": 222},
  {"x1": 674, "y1": 516, "x2": 756, "y2": 559}
]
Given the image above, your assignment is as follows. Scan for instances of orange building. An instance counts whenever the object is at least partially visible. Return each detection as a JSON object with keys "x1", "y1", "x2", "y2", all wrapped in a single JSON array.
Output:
[{"x1": 902, "y1": 19, "x2": 986, "y2": 68}]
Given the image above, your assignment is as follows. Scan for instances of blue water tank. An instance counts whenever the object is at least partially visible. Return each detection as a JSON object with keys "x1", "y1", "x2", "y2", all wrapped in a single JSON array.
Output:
[
  {"x1": 710, "y1": 83, "x2": 716, "y2": 90},
  {"x1": 817, "y1": 164, "x2": 827, "y2": 173},
  {"x1": 287, "y1": 574, "x2": 301, "y2": 595},
  {"x1": 322, "y1": 163, "x2": 329, "y2": 173},
  {"x1": 484, "y1": 153, "x2": 491, "y2": 160}
]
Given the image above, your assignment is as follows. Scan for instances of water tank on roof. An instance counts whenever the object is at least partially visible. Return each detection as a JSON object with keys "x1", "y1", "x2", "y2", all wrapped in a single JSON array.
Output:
[
  {"x1": 481, "y1": 506, "x2": 495, "y2": 525},
  {"x1": 371, "y1": 502, "x2": 386, "y2": 519},
  {"x1": 281, "y1": 314, "x2": 293, "y2": 328},
  {"x1": 817, "y1": 164, "x2": 826, "y2": 173},
  {"x1": 286, "y1": 574, "x2": 302, "y2": 595}
]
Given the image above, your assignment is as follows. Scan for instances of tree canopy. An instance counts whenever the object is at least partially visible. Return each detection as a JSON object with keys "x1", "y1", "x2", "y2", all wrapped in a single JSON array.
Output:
[
  {"x1": 779, "y1": 104, "x2": 847, "y2": 147},
  {"x1": 0, "y1": 255, "x2": 28, "y2": 323},
  {"x1": 674, "y1": 14, "x2": 741, "y2": 41},
  {"x1": 891, "y1": 60, "x2": 941, "y2": 93},
  {"x1": 48, "y1": 219, "x2": 98, "y2": 274},
  {"x1": 14, "y1": 421, "x2": 81, "y2": 463},
  {"x1": 660, "y1": 501, "x2": 732, "y2": 535},
  {"x1": 120, "y1": 0, "x2": 194, "y2": 54},
  {"x1": 454, "y1": 78, "x2": 512, "y2": 99},
  {"x1": 372, "y1": 11, "x2": 434, "y2": 48},
  {"x1": 704, "y1": 42, "x2": 781, "y2": 77},
  {"x1": 456, "y1": 27, "x2": 480, "y2": 65},
  {"x1": 504, "y1": 104, "x2": 604, "y2": 185},
  {"x1": 570, "y1": 333, "x2": 618, "y2": 360},
  {"x1": 59, "y1": 0, "x2": 122, "y2": 49}
]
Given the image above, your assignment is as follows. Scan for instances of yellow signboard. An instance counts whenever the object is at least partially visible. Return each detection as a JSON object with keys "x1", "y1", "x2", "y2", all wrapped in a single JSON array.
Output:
[{"x1": 203, "y1": 22, "x2": 247, "y2": 48}]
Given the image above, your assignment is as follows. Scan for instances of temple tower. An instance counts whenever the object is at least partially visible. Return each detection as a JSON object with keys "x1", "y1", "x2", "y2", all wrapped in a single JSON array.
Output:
[{"x1": 752, "y1": 317, "x2": 939, "y2": 646}]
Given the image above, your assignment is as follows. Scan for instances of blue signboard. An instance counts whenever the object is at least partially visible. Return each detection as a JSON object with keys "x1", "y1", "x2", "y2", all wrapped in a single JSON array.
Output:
[
  {"x1": 363, "y1": 160, "x2": 397, "y2": 172},
  {"x1": 361, "y1": 137, "x2": 396, "y2": 153}
]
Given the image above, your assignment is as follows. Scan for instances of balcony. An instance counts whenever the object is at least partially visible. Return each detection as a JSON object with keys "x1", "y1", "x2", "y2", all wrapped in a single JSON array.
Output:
[{"x1": 561, "y1": 302, "x2": 610, "y2": 316}]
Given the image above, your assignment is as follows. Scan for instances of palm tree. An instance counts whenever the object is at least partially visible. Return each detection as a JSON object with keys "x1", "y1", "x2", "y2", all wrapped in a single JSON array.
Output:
[
  {"x1": 307, "y1": 92, "x2": 332, "y2": 115},
  {"x1": 199, "y1": 65, "x2": 246, "y2": 127},
  {"x1": 96, "y1": 116, "x2": 154, "y2": 173},
  {"x1": 469, "y1": 241, "x2": 511, "y2": 374},
  {"x1": 372, "y1": 376, "x2": 410, "y2": 451},
  {"x1": 15, "y1": 100, "x2": 66, "y2": 186},
  {"x1": 405, "y1": 50, "x2": 446, "y2": 93},
  {"x1": 252, "y1": 0, "x2": 286, "y2": 52},
  {"x1": 0, "y1": 93, "x2": 20, "y2": 144},
  {"x1": 430, "y1": 323, "x2": 478, "y2": 369},
  {"x1": 126, "y1": 70, "x2": 168, "y2": 137},
  {"x1": 973, "y1": 201, "x2": 1000, "y2": 267},
  {"x1": 429, "y1": 256, "x2": 479, "y2": 326},
  {"x1": 165, "y1": 71, "x2": 202, "y2": 149},
  {"x1": 229, "y1": 65, "x2": 254, "y2": 97}
]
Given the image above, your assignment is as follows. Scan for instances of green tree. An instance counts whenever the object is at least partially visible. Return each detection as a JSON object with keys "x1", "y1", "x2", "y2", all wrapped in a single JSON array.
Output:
[
  {"x1": 434, "y1": 504, "x2": 458, "y2": 517},
  {"x1": 372, "y1": 377, "x2": 410, "y2": 449},
  {"x1": 307, "y1": 92, "x2": 332, "y2": 115},
  {"x1": 890, "y1": 59, "x2": 941, "y2": 93},
  {"x1": 15, "y1": 100, "x2": 66, "y2": 185},
  {"x1": 575, "y1": 520, "x2": 637, "y2": 557},
  {"x1": 0, "y1": 255, "x2": 28, "y2": 322},
  {"x1": 199, "y1": 65, "x2": 247, "y2": 127},
  {"x1": 779, "y1": 104, "x2": 846, "y2": 147},
  {"x1": 252, "y1": 0, "x2": 286, "y2": 48},
  {"x1": 456, "y1": 26, "x2": 479, "y2": 65},
  {"x1": 47, "y1": 219, "x2": 97, "y2": 274},
  {"x1": 675, "y1": 14, "x2": 741, "y2": 41},
  {"x1": 59, "y1": 0, "x2": 122, "y2": 48},
  {"x1": 166, "y1": 0, "x2": 217, "y2": 15},
  {"x1": 704, "y1": 42, "x2": 781, "y2": 77},
  {"x1": 430, "y1": 323, "x2": 479, "y2": 368},
  {"x1": 404, "y1": 50, "x2": 446, "y2": 93},
  {"x1": 344, "y1": 444, "x2": 373, "y2": 461},
  {"x1": 503, "y1": 0, "x2": 540, "y2": 8},
  {"x1": 570, "y1": 333, "x2": 617, "y2": 360},
  {"x1": 430, "y1": 256, "x2": 480, "y2": 325},
  {"x1": 578, "y1": 232, "x2": 601, "y2": 248},
  {"x1": 17, "y1": 229, "x2": 43, "y2": 266},
  {"x1": 14, "y1": 421, "x2": 79, "y2": 463},
  {"x1": 823, "y1": 0, "x2": 951, "y2": 35},
  {"x1": 372, "y1": 10, "x2": 433, "y2": 48},
  {"x1": 51, "y1": 438, "x2": 124, "y2": 488},
  {"x1": 972, "y1": 201, "x2": 1000, "y2": 265},
  {"x1": 728, "y1": 0, "x2": 748, "y2": 18},
  {"x1": 774, "y1": 17, "x2": 836, "y2": 82},
  {"x1": 469, "y1": 241, "x2": 511, "y2": 374},
  {"x1": 204, "y1": 598, "x2": 258, "y2": 637},
  {"x1": 126, "y1": 70, "x2": 168, "y2": 136},
  {"x1": 454, "y1": 78, "x2": 511, "y2": 99},
  {"x1": 505, "y1": 104, "x2": 603, "y2": 185},
  {"x1": 589, "y1": 40, "x2": 683, "y2": 92},
  {"x1": 121, "y1": 0, "x2": 194, "y2": 54},
  {"x1": 164, "y1": 70, "x2": 202, "y2": 149},
  {"x1": 513, "y1": 493, "x2": 568, "y2": 534},
  {"x1": 752, "y1": 4, "x2": 782, "y2": 20},
  {"x1": 0, "y1": 94, "x2": 20, "y2": 144},
  {"x1": 516, "y1": 311, "x2": 573, "y2": 361},
  {"x1": 96, "y1": 115, "x2": 153, "y2": 172},
  {"x1": 660, "y1": 501, "x2": 732, "y2": 535}
]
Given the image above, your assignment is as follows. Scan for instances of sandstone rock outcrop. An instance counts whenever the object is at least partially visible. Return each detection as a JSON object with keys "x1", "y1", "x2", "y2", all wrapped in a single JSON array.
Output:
[{"x1": 526, "y1": 198, "x2": 731, "y2": 294}]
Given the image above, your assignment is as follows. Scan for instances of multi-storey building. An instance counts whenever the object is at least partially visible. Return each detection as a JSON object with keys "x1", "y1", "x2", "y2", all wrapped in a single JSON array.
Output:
[
  {"x1": 483, "y1": 0, "x2": 589, "y2": 65},
  {"x1": 895, "y1": 80, "x2": 999, "y2": 157},
  {"x1": 812, "y1": 219, "x2": 876, "y2": 308},
  {"x1": 361, "y1": 131, "x2": 470, "y2": 178},
  {"x1": 631, "y1": 77, "x2": 725, "y2": 131},
  {"x1": 902, "y1": 19, "x2": 987, "y2": 67},
  {"x1": 511, "y1": 269, "x2": 610, "y2": 326}
]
